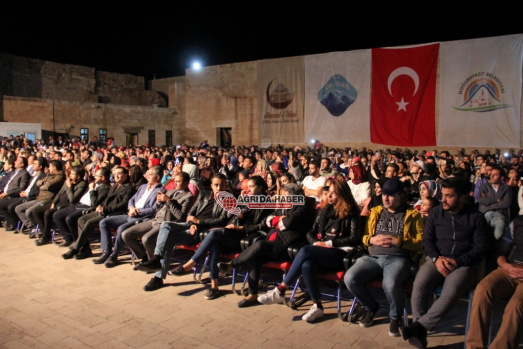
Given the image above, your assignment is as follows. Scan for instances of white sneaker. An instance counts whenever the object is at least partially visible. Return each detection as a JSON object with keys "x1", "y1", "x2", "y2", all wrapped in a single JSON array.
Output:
[
  {"x1": 302, "y1": 303, "x2": 324, "y2": 322},
  {"x1": 257, "y1": 287, "x2": 285, "y2": 305}
]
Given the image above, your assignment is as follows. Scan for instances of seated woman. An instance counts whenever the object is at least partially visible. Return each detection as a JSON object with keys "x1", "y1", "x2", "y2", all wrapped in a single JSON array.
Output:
[
  {"x1": 275, "y1": 172, "x2": 296, "y2": 197},
  {"x1": 171, "y1": 175, "x2": 273, "y2": 300},
  {"x1": 348, "y1": 163, "x2": 371, "y2": 211},
  {"x1": 413, "y1": 180, "x2": 440, "y2": 212},
  {"x1": 218, "y1": 183, "x2": 312, "y2": 308},
  {"x1": 265, "y1": 171, "x2": 278, "y2": 196},
  {"x1": 161, "y1": 160, "x2": 175, "y2": 186},
  {"x1": 251, "y1": 180, "x2": 362, "y2": 322}
]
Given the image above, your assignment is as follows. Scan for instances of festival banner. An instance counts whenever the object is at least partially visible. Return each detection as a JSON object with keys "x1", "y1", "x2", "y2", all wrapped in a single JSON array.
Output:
[
  {"x1": 438, "y1": 34, "x2": 523, "y2": 147},
  {"x1": 304, "y1": 50, "x2": 371, "y2": 143},
  {"x1": 258, "y1": 57, "x2": 304, "y2": 146},
  {"x1": 371, "y1": 43, "x2": 439, "y2": 146}
]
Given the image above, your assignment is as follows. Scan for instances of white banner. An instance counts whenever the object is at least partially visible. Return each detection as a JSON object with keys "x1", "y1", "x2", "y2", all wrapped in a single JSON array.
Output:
[
  {"x1": 258, "y1": 57, "x2": 304, "y2": 145},
  {"x1": 438, "y1": 34, "x2": 523, "y2": 147},
  {"x1": 305, "y1": 50, "x2": 371, "y2": 143}
]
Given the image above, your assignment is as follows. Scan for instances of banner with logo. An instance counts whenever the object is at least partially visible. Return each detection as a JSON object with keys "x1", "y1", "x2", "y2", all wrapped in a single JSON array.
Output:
[
  {"x1": 304, "y1": 50, "x2": 371, "y2": 143},
  {"x1": 371, "y1": 44, "x2": 439, "y2": 146},
  {"x1": 438, "y1": 34, "x2": 523, "y2": 147},
  {"x1": 258, "y1": 57, "x2": 304, "y2": 146}
]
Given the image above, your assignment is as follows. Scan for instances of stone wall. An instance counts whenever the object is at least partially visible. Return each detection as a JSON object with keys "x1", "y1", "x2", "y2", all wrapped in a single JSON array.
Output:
[
  {"x1": 0, "y1": 53, "x2": 168, "y2": 120},
  {"x1": 184, "y1": 61, "x2": 257, "y2": 146},
  {"x1": 2, "y1": 96, "x2": 177, "y2": 147}
]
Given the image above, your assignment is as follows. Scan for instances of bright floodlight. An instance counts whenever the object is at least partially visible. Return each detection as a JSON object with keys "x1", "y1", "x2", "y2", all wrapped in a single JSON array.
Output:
[{"x1": 192, "y1": 61, "x2": 202, "y2": 70}]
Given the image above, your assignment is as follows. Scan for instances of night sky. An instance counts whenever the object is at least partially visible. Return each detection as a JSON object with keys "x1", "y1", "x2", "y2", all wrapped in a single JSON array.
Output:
[{"x1": 1, "y1": 1, "x2": 521, "y2": 80}]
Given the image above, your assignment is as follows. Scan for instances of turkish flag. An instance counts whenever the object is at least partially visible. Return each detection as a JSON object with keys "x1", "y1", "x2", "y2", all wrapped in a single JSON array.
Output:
[{"x1": 371, "y1": 44, "x2": 439, "y2": 146}]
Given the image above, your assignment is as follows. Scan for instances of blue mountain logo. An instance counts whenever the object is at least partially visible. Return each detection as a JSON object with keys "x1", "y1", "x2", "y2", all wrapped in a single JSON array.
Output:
[{"x1": 318, "y1": 74, "x2": 358, "y2": 116}]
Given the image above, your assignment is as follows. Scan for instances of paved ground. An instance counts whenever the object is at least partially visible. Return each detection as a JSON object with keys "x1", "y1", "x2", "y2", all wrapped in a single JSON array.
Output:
[{"x1": 0, "y1": 228, "x2": 518, "y2": 349}]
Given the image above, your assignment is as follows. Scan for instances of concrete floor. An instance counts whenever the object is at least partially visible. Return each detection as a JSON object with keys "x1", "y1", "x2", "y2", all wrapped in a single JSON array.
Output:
[{"x1": 0, "y1": 227, "x2": 518, "y2": 349}]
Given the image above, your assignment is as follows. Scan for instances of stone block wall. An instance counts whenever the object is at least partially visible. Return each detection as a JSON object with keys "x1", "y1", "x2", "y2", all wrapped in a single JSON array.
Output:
[
  {"x1": 2, "y1": 96, "x2": 177, "y2": 147},
  {"x1": 184, "y1": 61, "x2": 257, "y2": 146}
]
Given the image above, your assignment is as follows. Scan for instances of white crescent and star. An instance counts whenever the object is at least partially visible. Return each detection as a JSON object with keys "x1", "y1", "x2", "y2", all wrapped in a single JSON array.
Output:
[{"x1": 387, "y1": 67, "x2": 419, "y2": 112}]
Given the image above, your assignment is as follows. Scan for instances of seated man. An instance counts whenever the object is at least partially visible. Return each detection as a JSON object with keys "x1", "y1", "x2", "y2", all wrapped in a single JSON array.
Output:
[
  {"x1": 0, "y1": 157, "x2": 47, "y2": 231},
  {"x1": 52, "y1": 168, "x2": 111, "y2": 246},
  {"x1": 478, "y1": 166, "x2": 512, "y2": 240},
  {"x1": 32, "y1": 166, "x2": 87, "y2": 245},
  {"x1": 92, "y1": 166, "x2": 165, "y2": 264},
  {"x1": 302, "y1": 160, "x2": 326, "y2": 203},
  {"x1": 14, "y1": 160, "x2": 65, "y2": 235},
  {"x1": 344, "y1": 177, "x2": 424, "y2": 337},
  {"x1": 135, "y1": 173, "x2": 230, "y2": 292},
  {"x1": 106, "y1": 171, "x2": 194, "y2": 268},
  {"x1": 0, "y1": 156, "x2": 30, "y2": 200},
  {"x1": 61, "y1": 167, "x2": 135, "y2": 260},
  {"x1": 466, "y1": 217, "x2": 523, "y2": 349},
  {"x1": 400, "y1": 177, "x2": 490, "y2": 349}
]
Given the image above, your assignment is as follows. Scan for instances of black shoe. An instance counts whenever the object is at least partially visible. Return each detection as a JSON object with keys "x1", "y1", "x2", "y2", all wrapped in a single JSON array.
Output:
[
  {"x1": 20, "y1": 227, "x2": 31, "y2": 235},
  {"x1": 75, "y1": 248, "x2": 93, "y2": 260},
  {"x1": 62, "y1": 248, "x2": 79, "y2": 259},
  {"x1": 218, "y1": 262, "x2": 233, "y2": 274},
  {"x1": 35, "y1": 236, "x2": 51, "y2": 246},
  {"x1": 204, "y1": 288, "x2": 220, "y2": 300},
  {"x1": 237, "y1": 297, "x2": 260, "y2": 308},
  {"x1": 389, "y1": 319, "x2": 401, "y2": 337},
  {"x1": 399, "y1": 321, "x2": 427, "y2": 349},
  {"x1": 349, "y1": 302, "x2": 366, "y2": 323},
  {"x1": 143, "y1": 277, "x2": 163, "y2": 291},
  {"x1": 134, "y1": 258, "x2": 162, "y2": 272},
  {"x1": 5, "y1": 225, "x2": 15, "y2": 231},
  {"x1": 104, "y1": 255, "x2": 119, "y2": 268},
  {"x1": 57, "y1": 239, "x2": 73, "y2": 247},
  {"x1": 170, "y1": 265, "x2": 189, "y2": 276},
  {"x1": 92, "y1": 253, "x2": 110, "y2": 264},
  {"x1": 359, "y1": 304, "x2": 380, "y2": 328}
]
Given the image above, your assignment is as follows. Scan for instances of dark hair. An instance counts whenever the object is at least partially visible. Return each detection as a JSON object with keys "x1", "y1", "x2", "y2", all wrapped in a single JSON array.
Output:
[
  {"x1": 211, "y1": 173, "x2": 227, "y2": 182},
  {"x1": 387, "y1": 163, "x2": 399, "y2": 174},
  {"x1": 248, "y1": 175, "x2": 268, "y2": 192},
  {"x1": 440, "y1": 177, "x2": 468, "y2": 197},
  {"x1": 98, "y1": 167, "x2": 111, "y2": 181},
  {"x1": 424, "y1": 196, "x2": 440, "y2": 209},
  {"x1": 175, "y1": 171, "x2": 190, "y2": 183},
  {"x1": 19, "y1": 156, "x2": 28, "y2": 168},
  {"x1": 49, "y1": 160, "x2": 62, "y2": 171},
  {"x1": 70, "y1": 166, "x2": 86, "y2": 179},
  {"x1": 36, "y1": 157, "x2": 48, "y2": 169},
  {"x1": 310, "y1": 160, "x2": 320, "y2": 168}
]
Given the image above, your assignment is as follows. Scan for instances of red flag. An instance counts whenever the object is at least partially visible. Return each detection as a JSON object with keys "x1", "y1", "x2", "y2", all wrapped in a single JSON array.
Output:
[{"x1": 371, "y1": 44, "x2": 439, "y2": 146}]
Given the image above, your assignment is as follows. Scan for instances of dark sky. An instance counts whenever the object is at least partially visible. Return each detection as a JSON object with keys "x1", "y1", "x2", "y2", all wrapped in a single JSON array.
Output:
[{"x1": 1, "y1": 2, "x2": 521, "y2": 80}]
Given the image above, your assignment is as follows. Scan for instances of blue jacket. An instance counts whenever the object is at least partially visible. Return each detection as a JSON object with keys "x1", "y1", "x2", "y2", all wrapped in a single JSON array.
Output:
[{"x1": 127, "y1": 183, "x2": 165, "y2": 217}]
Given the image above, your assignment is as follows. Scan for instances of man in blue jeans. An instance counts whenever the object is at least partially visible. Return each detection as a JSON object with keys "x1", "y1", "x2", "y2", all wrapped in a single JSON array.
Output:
[
  {"x1": 92, "y1": 167, "x2": 164, "y2": 264},
  {"x1": 135, "y1": 173, "x2": 230, "y2": 295},
  {"x1": 344, "y1": 177, "x2": 424, "y2": 337}
]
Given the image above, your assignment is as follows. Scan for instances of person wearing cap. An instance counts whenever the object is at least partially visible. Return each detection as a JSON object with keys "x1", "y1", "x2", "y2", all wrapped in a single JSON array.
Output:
[{"x1": 344, "y1": 177, "x2": 424, "y2": 337}]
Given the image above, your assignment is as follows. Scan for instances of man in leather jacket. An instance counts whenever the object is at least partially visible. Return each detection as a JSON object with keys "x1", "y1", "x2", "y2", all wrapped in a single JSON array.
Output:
[{"x1": 136, "y1": 173, "x2": 231, "y2": 291}]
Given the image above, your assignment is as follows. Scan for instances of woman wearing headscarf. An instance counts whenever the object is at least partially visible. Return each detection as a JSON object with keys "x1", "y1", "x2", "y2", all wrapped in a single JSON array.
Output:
[
  {"x1": 413, "y1": 180, "x2": 441, "y2": 212},
  {"x1": 348, "y1": 163, "x2": 371, "y2": 210}
]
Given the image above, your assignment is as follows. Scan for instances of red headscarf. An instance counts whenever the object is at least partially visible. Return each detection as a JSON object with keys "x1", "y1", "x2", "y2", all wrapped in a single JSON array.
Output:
[{"x1": 350, "y1": 164, "x2": 364, "y2": 185}]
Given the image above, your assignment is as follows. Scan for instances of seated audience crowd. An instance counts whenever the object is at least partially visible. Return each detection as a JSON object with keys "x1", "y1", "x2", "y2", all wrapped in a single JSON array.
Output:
[{"x1": 1, "y1": 134, "x2": 522, "y2": 349}]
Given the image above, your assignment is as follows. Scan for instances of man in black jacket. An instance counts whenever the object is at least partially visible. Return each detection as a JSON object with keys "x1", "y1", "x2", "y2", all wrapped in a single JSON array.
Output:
[
  {"x1": 400, "y1": 177, "x2": 490, "y2": 348},
  {"x1": 62, "y1": 167, "x2": 135, "y2": 260},
  {"x1": 135, "y1": 173, "x2": 230, "y2": 291},
  {"x1": 52, "y1": 168, "x2": 111, "y2": 246},
  {"x1": 0, "y1": 157, "x2": 47, "y2": 231}
]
